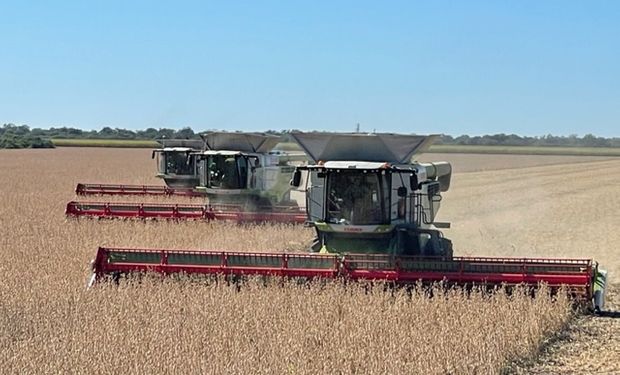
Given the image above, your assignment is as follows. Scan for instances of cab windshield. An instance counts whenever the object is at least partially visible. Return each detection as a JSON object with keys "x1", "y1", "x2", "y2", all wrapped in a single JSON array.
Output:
[
  {"x1": 326, "y1": 170, "x2": 390, "y2": 225},
  {"x1": 164, "y1": 152, "x2": 193, "y2": 175},
  {"x1": 206, "y1": 155, "x2": 248, "y2": 189}
]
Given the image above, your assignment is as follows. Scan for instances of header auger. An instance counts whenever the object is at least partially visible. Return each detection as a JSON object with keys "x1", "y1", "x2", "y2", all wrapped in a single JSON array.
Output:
[{"x1": 85, "y1": 132, "x2": 608, "y2": 312}]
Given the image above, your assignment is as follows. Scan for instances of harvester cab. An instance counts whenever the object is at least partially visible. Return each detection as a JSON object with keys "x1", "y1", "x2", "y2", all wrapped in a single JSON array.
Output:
[
  {"x1": 290, "y1": 132, "x2": 453, "y2": 257},
  {"x1": 193, "y1": 132, "x2": 307, "y2": 209},
  {"x1": 152, "y1": 139, "x2": 205, "y2": 188}
]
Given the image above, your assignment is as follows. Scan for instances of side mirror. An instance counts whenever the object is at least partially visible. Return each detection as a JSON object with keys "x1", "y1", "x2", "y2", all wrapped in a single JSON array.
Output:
[
  {"x1": 397, "y1": 186, "x2": 407, "y2": 197},
  {"x1": 410, "y1": 174, "x2": 419, "y2": 191},
  {"x1": 290, "y1": 170, "x2": 302, "y2": 187},
  {"x1": 151, "y1": 151, "x2": 155, "y2": 159}
]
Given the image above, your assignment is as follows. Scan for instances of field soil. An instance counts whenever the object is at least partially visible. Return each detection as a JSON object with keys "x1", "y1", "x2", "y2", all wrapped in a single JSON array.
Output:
[
  {"x1": 418, "y1": 152, "x2": 615, "y2": 173},
  {"x1": 0, "y1": 147, "x2": 618, "y2": 374}
]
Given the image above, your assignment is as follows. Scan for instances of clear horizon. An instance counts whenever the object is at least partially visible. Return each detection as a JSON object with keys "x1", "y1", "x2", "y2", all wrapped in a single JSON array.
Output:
[
  {"x1": 6, "y1": 124, "x2": 618, "y2": 139},
  {"x1": 1, "y1": 1, "x2": 618, "y2": 137}
]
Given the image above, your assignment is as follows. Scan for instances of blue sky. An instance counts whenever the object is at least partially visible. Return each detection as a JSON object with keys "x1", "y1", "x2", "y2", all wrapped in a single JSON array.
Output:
[{"x1": 1, "y1": 1, "x2": 618, "y2": 136}]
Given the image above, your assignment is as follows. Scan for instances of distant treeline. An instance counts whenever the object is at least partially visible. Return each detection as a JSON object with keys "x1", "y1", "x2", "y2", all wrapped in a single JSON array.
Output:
[
  {"x1": 1, "y1": 123, "x2": 619, "y2": 149},
  {"x1": 3, "y1": 124, "x2": 198, "y2": 141},
  {"x1": 1, "y1": 124, "x2": 55, "y2": 148}
]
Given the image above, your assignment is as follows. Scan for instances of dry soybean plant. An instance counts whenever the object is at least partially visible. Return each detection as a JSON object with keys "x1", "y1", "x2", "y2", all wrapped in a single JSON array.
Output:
[{"x1": 1, "y1": 276, "x2": 573, "y2": 374}]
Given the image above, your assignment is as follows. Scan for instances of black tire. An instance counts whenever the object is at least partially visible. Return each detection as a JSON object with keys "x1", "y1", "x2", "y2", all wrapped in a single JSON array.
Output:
[{"x1": 440, "y1": 237, "x2": 453, "y2": 259}]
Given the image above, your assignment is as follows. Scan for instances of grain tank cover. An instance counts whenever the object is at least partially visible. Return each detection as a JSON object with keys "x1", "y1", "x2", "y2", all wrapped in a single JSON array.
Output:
[
  {"x1": 202, "y1": 132, "x2": 280, "y2": 153},
  {"x1": 290, "y1": 132, "x2": 438, "y2": 163}
]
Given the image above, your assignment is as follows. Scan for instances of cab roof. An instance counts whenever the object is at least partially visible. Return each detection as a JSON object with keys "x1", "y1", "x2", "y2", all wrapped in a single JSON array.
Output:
[
  {"x1": 156, "y1": 139, "x2": 204, "y2": 149},
  {"x1": 156, "y1": 147, "x2": 194, "y2": 152}
]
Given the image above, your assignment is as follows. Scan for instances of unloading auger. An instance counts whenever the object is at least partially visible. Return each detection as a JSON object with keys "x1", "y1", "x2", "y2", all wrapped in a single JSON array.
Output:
[{"x1": 87, "y1": 132, "x2": 608, "y2": 311}]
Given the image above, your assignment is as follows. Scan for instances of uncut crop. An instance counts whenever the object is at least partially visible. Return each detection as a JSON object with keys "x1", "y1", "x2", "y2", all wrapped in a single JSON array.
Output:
[
  {"x1": 1, "y1": 278, "x2": 572, "y2": 374},
  {"x1": 3, "y1": 148, "x2": 615, "y2": 374}
]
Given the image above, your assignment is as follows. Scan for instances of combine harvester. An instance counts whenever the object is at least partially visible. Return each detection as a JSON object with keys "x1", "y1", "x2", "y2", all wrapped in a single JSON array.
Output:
[
  {"x1": 87, "y1": 132, "x2": 608, "y2": 311},
  {"x1": 67, "y1": 132, "x2": 308, "y2": 223},
  {"x1": 74, "y1": 133, "x2": 307, "y2": 199},
  {"x1": 192, "y1": 132, "x2": 306, "y2": 208},
  {"x1": 75, "y1": 138, "x2": 206, "y2": 196}
]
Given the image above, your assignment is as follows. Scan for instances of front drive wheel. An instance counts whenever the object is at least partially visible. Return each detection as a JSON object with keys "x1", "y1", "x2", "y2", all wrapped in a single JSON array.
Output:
[{"x1": 440, "y1": 237, "x2": 453, "y2": 259}]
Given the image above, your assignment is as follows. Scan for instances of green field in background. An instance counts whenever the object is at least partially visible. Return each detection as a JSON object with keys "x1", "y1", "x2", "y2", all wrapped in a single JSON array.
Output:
[
  {"x1": 51, "y1": 138, "x2": 620, "y2": 156},
  {"x1": 51, "y1": 139, "x2": 159, "y2": 148},
  {"x1": 427, "y1": 144, "x2": 620, "y2": 156},
  {"x1": 276, "y1": 141, "x2": 620, "y2": 156}
]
